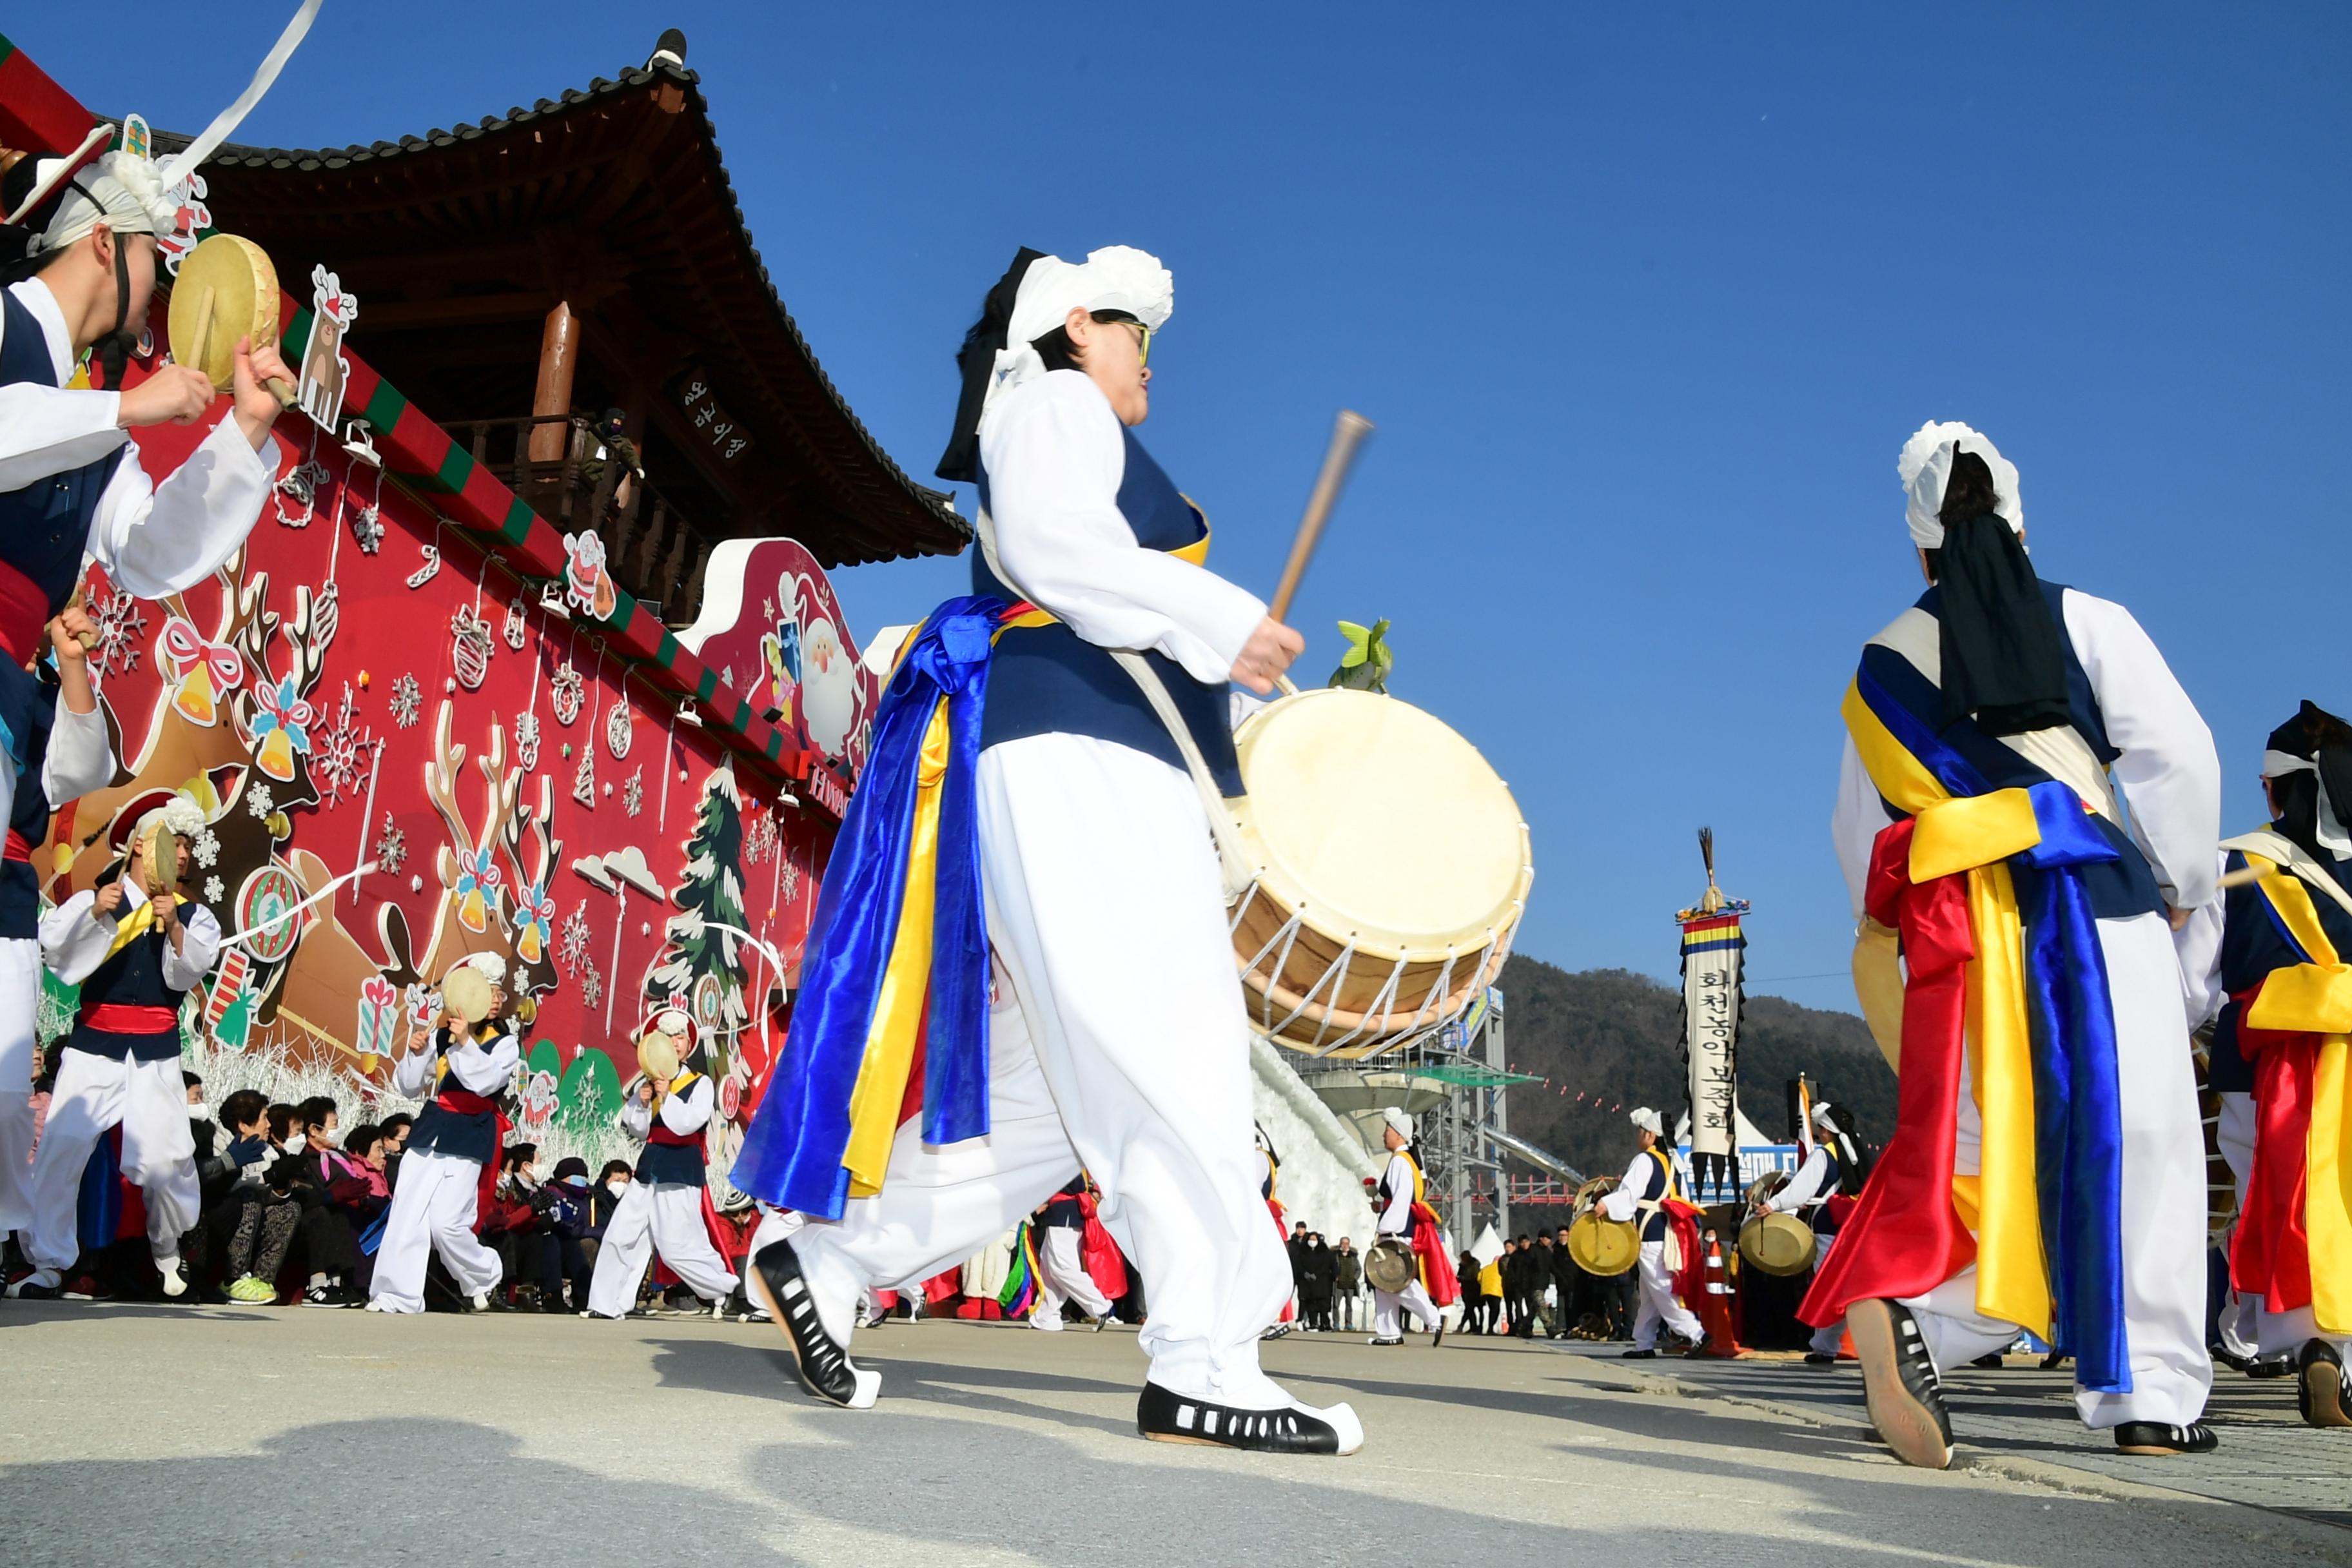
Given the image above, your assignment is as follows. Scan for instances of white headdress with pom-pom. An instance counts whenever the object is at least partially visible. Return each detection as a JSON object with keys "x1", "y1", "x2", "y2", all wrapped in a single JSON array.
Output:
[
  {"x1": 1897, "y1": 420, "x2": 2024, "y2": 550},
  {"x1": 984, "y1": 246, "x2": 1173, "y2": 416}
]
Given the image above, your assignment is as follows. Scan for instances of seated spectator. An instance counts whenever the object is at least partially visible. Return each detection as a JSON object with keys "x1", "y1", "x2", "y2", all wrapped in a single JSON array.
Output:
[
  {"x1": 568, "y1": 1161, "x2": 633, "y2": 1315},
  {"x1": 378, "y1": 1112, "x2": 413, "y2": 1188},
  {"x1": 546, "y1": 1157, "x2": 598, "y2": 1310},
  {"x1": 481, "y1": 1143, "x2": 565, "y2": 1312},
  {"x1": 290, "y1": 1099, "x2": 369, "y2": 1305},
  {"x1": 185, "y1": 1092, "x2": 300, "y2": 1303}
]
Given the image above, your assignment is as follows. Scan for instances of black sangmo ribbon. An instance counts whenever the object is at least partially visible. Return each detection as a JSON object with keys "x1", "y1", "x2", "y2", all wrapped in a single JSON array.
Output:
[
  {"x1": 934, "y1": 246, "x2": 1044, "y2": 485},
  {"x1": 1936, "y1": 513, "x2": 2070, "y2": 736}
]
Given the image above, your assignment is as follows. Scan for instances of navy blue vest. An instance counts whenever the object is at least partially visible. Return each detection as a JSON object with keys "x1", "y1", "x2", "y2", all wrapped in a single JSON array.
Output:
[
  {"x1": 1042, "y1": 1182, "x2": 1087, "y2": 1230},
  {"x1": 974, "y1": 425, "x2": 1244, "y2": 797},
  {"x1": 633, "y1": 1075, "x2": 709, "y2": 1186},
  {"x1": 1859, "y1": 580, "x2": 2164, "y2": 921},
  {"x1": 1627, "y1": 1149, "x2": 1676, "y2": 1242},
  {"x1": 1806, "y1": 1148, "x2": 1843, "y2": 1236},
  {"x1": 406, "y1": 1026, "x2": 508, "y2": 1165},
  {"x1": 65, "y1": 912, "x2": 184, "y2": 1062}
]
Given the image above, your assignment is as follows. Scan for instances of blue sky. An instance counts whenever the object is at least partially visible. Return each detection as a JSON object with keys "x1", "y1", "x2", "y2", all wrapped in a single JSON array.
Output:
[{"x1": 31, "y1": 3, "x2": 2349, "y2": 1005}]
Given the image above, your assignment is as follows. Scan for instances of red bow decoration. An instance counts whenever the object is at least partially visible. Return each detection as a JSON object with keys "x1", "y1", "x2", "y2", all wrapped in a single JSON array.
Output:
[{"x1": 161, "y1": 615, "x2": 244, "y2": 688}]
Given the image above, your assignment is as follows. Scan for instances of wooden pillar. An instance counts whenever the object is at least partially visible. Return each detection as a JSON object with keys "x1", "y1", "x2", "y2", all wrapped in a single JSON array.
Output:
[{"x1": 527, "y1": 301, "x2": 580, "y2": 464}]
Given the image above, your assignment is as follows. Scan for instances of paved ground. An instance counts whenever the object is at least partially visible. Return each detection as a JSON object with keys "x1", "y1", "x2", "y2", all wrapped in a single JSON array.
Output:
[{"x1": 0, "y1": 1304, "x2": 2343, "y2": 1567}]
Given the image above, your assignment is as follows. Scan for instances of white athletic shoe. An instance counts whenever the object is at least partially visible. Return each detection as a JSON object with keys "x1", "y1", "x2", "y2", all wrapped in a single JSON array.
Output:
[
  {"x1": 1032, "y1": 1313, "x2": 1064, "y2": 1331},
  {"x1": 469, "y1": 1291, "x2": 492, "y2": 1312},
  {"x1": 363, "y1": 1299, "x2": 394, "y2": 1313},
  {"x1": 157, "y1": 1257, "x2": 188, "y2": 1298}
]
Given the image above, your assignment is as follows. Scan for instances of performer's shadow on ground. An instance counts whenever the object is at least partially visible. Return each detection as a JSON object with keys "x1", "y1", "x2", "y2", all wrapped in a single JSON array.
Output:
[{"x1": 647, "y1": 1336, "x2": 1140, "y2": 1438}]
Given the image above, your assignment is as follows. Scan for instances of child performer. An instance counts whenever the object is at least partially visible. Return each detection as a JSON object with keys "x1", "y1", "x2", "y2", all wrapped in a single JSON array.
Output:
[
  {"x1": 584, "y1": 1011, "x2": 740, "y2": 1318},
  {"x1": 12, "y1": 794, "x2": 216, "y2": 1298},
  {"x1": 365, "y1": 954, "x2": 516, "y2": 1313}
]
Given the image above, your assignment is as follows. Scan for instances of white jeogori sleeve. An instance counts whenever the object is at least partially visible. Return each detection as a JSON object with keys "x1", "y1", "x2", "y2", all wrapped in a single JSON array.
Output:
[
  {"x1": 38, "y1": 889, "x2": 111, "y2": 985},
  {"x1": 2173, "y1": 851, "x2": 2229, "y2": 1030},
  {"x1": 1377, "y1": 1153, "x2": 1415, "y2": 1233},
  {"x1": 1768, "y1": 1147, "x2": 1832, "y2": 1213},
  {"x1": 392, "y1": 1040, "x2": 436, "y2": 1099},
  {"x1": 0, "y1": 289, "x2": 130, "y2": 489},
  {"x1": 979, "y1": 372, "x2": 1266, "y2": 685},
  {"x1": 445, "y1": 1034, "x2": 520, "y2": 1096},
  {"x1": 43, "y1": 692, "x2": 115, "y2": 805},
  {"x1": 618, "y1": 1093, "x2": 652, "y2": 1140},
  {"x1": 1598, "y1": 1153, "x2": 1651, "y2": 1223},
  {"x1": 2061, "y1": 590, "x2": 2221, "y2": 911},
  {"x1": 659, "y1": 1077, "x2": 714, "y2": 1138},
  {"x1": 1831, "y1": 734, "x2": 1888, "y2": 921},
  {"x1": 160, "y1": 905, "x2": 222, "y2": 991},
  {"x1": 86, "y1": 418, "x2": 274, "y2": 601}
]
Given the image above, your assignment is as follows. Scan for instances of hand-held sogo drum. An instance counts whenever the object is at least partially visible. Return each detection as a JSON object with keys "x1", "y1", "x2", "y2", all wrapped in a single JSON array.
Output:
[
  {"x1": 1565, "y1": 1176, "x2": 1638, "y2": 1277},
  {"x1": 1228, "y1": 687, "x2": 1533, "y2": 1056}
]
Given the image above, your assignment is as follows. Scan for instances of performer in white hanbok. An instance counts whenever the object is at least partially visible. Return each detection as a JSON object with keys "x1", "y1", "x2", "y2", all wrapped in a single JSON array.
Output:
[
  {"x1": 13, "y1": 796, "x2": 218, "y2": 1297},
  {"x1": 1368, "y1": 1108, "x2": 1445, "y2": 1346},
  {"x1": 586, "y1": 1011, "x2": 740, "y2": 1318},
  {"x1": 1600, "y1": 1108, "x2": 1703, "y2": 1357},
  {"x1": 366, "y1": 955, "x2": 518, "y2": 1313},
  {"x1": 1761, "y1": 1100, "x2": 1855, "y2": 1363},
  {"x1": 736, "y1": 246, "x2": 1360, "y2": 1455},
  {"x1": 1031, "y1": 1175, "x2": 1113, "y2": 1329},
  {"x1": 0, "y1": 606, "x2": 112, "y2": 1248},
  {"x1": 1808, "y1": 422, "x2": 2219, "y2": 1465}
]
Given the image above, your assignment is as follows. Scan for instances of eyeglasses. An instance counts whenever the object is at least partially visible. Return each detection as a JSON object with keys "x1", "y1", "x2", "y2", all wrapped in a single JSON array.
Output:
[{"x1": 1115, "y1": 318, "x2": 1152, "y2": 368}]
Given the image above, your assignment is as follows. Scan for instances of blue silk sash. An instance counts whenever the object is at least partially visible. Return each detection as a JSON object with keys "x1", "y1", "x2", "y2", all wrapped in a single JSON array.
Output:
[{"x1": 731, "y1": 596, "x2": 1006, "y2": 1220}]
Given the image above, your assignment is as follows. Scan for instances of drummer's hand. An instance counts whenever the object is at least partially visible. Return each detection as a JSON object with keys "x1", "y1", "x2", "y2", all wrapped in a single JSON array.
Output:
[
  {"x1": 231, "y1": 335, "x2": 294, "y2": 448},
  {"x1": 1231, "y1": 617, "x2": 1305, "y2": 695},
  {"x1": 119, "y1": 362, "x2": 215, "y2": 428}
]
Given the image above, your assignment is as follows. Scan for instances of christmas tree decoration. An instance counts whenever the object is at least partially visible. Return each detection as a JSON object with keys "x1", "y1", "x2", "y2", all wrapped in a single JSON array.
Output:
[
  {"x1": 573, "y1": 739, "x2": 596, "y2": 808},
  {"x1": 651, "y1": 765, "x2": 749, "y2": 1047}
]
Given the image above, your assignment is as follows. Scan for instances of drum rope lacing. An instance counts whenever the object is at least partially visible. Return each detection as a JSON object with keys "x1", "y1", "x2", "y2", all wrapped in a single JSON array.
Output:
[{"x1": 1230, "y1": 881, "x2": 1508, "y2": 1059}]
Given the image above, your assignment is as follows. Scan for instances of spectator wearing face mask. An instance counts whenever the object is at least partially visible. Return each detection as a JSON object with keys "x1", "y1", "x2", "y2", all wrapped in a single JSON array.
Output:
[
  {"x1": 378, "y1": 1113, "x2": 413, "y2": 1190},
  {"x1": 482, "y1": 1143, "x2": 565, "y2": 1312},
  {"x1": 202, "y1": 1095, "x2": 303, "y2": 1303},
  {"x1": 288, "y1": 1097, "x2": 366, "y2": 1306}
]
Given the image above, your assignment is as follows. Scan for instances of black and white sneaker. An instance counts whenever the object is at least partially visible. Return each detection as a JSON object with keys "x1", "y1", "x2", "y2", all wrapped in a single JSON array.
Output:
[
  {"x1": 1621, "y1": 1348, "x2": 1658, "y2": 1359},
  {"x1": 1137, "y1": 1382, "x2": 1363, "y2": 1455},
  {"x1": 2247, "y1": 1353, "x2": 2297, "y2": 1380},
  {"x1": 2300, "y1": 1340, "x2": 2351, "y2": 1429},
  {"x1": 747, "y1": 1240, "x2": 879, "y2": 1409},
  {"x1": 1367, "y1": 1335, "x2": 1404, "y2": 1347},
  {"x1": 1848, "y1": 1298, "x2": 1954, "y2": 1469},
  {"x1": 5, "y1": 1269, "x2": 59, "y2": 1300},
  {"x1": 2114, "y1": 1420, "x2": 2219, "y2": 1455}
]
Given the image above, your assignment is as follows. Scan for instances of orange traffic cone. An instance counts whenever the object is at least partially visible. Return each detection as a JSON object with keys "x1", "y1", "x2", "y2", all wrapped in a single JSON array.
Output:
[{"x1": 1697, "y1": 1233, "x2": 1744, "y2": 1357}]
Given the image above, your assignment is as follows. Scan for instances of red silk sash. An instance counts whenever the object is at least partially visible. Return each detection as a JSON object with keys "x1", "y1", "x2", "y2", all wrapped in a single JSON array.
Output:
[
  {"x1": 2231, "y1": 982, "x2": 2318, "y2": 1313},
  {"x1": 4, "y1": 830, "x2": 32, "y2": 865},
  {"x1": 1801, "y1": 818, "x2": 1979, "y2": 1325},
  {"x1": 78, "y1": 1002, "x2": 178, "y2": 1033},
  {"x1": 0, "y1": 557, "x2": 48, "y2": 668}
]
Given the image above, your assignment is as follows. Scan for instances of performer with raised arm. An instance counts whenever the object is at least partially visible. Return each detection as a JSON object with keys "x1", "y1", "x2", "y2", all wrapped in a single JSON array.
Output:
[
  {"x1": 1600, "y1": 1108, "x2": 1703, "y2": 1357},
  {"x1": 732, "y1": 246, "x2": 1362, "y2": 1454},
  {"x1": 366, "y1": 955, "x2": 517, "y2": 1314},
  {"x1": 12, "y1": 795, "x2": 218, "y2": 1298},
  {"x1": 0, "y1": 604, "x2": 112, "y2": 1255},
  {"x1": 584, "y1": 1010, "x2": 740, "y2": 1319},
  {"x1": 2175, "y1": 701, "x2": 2352, "y2": 1426},
  {"x1": 1809, "y1": 422, "x2": 2220, "y2": 1466}
]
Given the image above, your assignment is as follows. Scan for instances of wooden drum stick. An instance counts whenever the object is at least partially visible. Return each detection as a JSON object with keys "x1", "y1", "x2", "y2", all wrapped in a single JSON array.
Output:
[{"x1": 1268, "y1": 410, "x2": 1375, "y2": 625}]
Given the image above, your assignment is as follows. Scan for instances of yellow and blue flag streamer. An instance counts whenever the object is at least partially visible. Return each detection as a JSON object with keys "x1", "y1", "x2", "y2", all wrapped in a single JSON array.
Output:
[{"x1": 732, "y1": 597, "x2": 1006, "y2": 1220}]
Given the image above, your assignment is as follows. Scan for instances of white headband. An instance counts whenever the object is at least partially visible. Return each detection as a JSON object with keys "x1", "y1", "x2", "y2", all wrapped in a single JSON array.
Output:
[
  {"x1": 37, "y1": 152, "x2": 178, "y2": 253},
  {"x1": 1630, "y1": 1107, "x2": 1664, "y2": 1137},
  {"x1": 2264, "y1": 750, "x2": 2352, "y2": 856},
  {"x1": 984, "y1": 246, "x2": 1172, "y2": 417},
  {"x1": 1897, "y1": 420, "x2": 2025, "y2": 550}
]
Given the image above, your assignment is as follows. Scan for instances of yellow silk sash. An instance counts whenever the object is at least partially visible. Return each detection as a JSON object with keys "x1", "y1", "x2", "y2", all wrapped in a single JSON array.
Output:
[
  {"x1": 2241, "y1": 856, "x2": 2352, "y2": 1332},
  {"x1": 1841, "y1": 680, "x2": 2052, "y2": 1338},
  {"x1": 839, "y1": 698, "x2": 954, "y2": 1195}
]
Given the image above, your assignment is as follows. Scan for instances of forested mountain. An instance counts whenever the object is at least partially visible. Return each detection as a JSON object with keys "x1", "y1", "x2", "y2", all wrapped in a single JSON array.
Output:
[{"x1": 1492, "y1": 954, "x2": 1895, "y2": 1177}]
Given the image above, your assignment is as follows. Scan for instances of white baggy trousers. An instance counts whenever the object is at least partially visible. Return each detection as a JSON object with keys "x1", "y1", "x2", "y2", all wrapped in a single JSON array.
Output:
[
  {"x1": 24, "y1": 1045, "x2": 197, "y2": 1272},
  {"x1": 366, "y1": 1149, "x2": 504, "y2": 1313},
  {"x1": 1034, "y1": 1223, "x2": 1113, "y2": 1326},
  {"x1": 0, "y1": 939, "x2": 43, "y2": 1236},
  {"x1": 587, "y1": 1181, "x2": 740, "y2": 1315},
  {"x1": 1631, "y1": 1239, "x2": 1702, "y2": 1349},
  {"x1": 789, "y1": 735, "x2": 1293, "y2": 1406},
  {"x1": 1897, "y1": 911, "x2": 2211, "y2": 1429}
]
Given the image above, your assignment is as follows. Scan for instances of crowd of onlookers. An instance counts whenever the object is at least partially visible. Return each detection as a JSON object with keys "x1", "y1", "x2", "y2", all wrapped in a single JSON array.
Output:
[{"x1": 1273, "y1": 1220, "x2": 1642, "y2": 1342}]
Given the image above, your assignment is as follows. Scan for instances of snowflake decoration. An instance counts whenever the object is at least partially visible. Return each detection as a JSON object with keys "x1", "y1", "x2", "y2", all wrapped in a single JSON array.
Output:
[
  {"x1": 623, "y1": 767, "x2": 643, "y2": 818},
  {"x1": 762, "y1": 596, "x2": 775, "y2": 623},
  {"x1": 373, "y1": 813, "x2": 407, "y2": 876},
  {"x1": 744, "y1": 812, "x2": 779, "y2": 867},
  {"x1": 558, "y1": 902, "x2": 591, "y2": 975},
  {"x1": 349, "y1": 500, "x2": 384, "y2": 555},
  {"x1": 192, "y1": 827, "x2": 220, "y2": 870},
  {"x1": 273, "y1": 456, "x2": 331, "y2": 526},
  {"x1": 389, "y1": 673, "x2": 422, "y2": 729},
  {"x1": 779, "y1": 856, "x2": 802, "y2": 907},
  {"x1": 514, "y1": 710, "x2": 541, "y2": 772},
  {"x1": 512, "y1": 964, "x2": 532, "y2": 997},
  {"x1": 579, "y1": 960, "x2": 603, "y2": 1010},
  {"x1": 245, "y1": 782, "x2": 275, "y2": 819},
  {"x1": 204, "y1": 876, "x2": 224, "y2": 904},
  {"x1": 89, "y1": 586, "x2": 150, "y2": 679},
  {"x1": 312, "y1": 682, "x2": 378, "y2": 806},
  {"x1": 551, "y1": 662, "x2": 585, "y2": 726}
]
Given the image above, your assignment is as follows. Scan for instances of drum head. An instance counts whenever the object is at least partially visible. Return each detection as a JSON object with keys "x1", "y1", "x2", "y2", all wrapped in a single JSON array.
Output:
[
  {"x1": 1232, "y1": 689, "x2": 1530, "y2": 960},
  {"x1": 167, "y1": 233, "x2": 280, "y2": 391},
  {"x1": 1567, "y1": 1211, "x2": 1638, "y2": 1277},
  {"x1": 1737, "y1": 1213, "x2": 1816, "y2": 1277}
]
